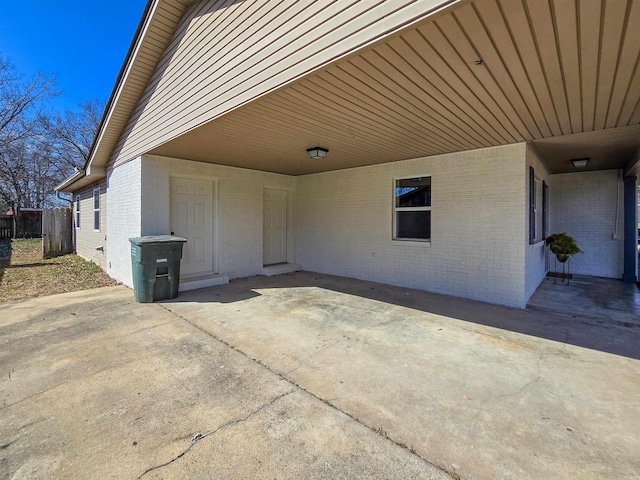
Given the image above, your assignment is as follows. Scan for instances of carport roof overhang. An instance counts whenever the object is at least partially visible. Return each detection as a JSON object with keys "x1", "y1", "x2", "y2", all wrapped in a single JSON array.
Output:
[
  {"x1": 148, "y1": 0, "x2": 640, "y2": 176},
  {"x1": 60, "y1": 0, "x2": 640, "y2": 191}
]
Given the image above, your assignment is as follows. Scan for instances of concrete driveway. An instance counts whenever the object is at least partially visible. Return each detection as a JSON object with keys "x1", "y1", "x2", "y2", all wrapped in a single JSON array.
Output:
[
  {"x1": 0, "y1": 287, "x2": 446, "y2": 479},
  {"x1": 162, "y1": 272, "x2": 640, "y2": 480},
  {"x1": 1, "y1": 273, "x2": 639, "y2": 479}
]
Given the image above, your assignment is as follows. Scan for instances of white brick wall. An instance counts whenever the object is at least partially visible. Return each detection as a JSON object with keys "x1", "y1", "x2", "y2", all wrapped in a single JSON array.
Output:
[
  {"x1": 107, "y1": 146, "x2": 535, "y2": 307},
  {"x1": 295, "y1": 144, "x2": 529, "y2": 308},
  {"x1": 141, "y1": 155, "x2": 295, "y2": 280},
  {"x1": 524, "y1": 145, "x2": 551, "y2": 301},
  {"x1": 549, "y1": 170, "x2": 624, "y2": 278},
  {"x1": 106, "y1": 157, "x2": 142, "y2": 288}
]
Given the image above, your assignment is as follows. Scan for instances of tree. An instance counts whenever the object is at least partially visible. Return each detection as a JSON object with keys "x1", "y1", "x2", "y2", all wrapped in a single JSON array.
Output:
[
  {"x1": 42, "y1": 98, "x2": 104, "y2": 171},
  {"x1": 0, "y1": 139, "x2": 58, "y2": 209},
  {"x1": 0, "y1": 56, "x2": 105, "y2": 214},
  {"x1": 0, "y1": 56, "x2": 58, "y2": 227},
  {"x1": 0, "y1": 56, "x2": 56, "y2": 150}
]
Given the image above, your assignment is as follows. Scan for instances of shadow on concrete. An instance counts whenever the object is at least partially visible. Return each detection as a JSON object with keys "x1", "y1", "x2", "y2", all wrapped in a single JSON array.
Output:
[{"x1": 167, "y1": 271, "x2": 640, "y2": 361}]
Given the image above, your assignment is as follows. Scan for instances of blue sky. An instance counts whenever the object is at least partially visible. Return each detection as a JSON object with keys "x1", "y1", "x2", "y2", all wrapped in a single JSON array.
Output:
[{"x1": 0, "y1": 1, "x2": 148, "y2": 113}]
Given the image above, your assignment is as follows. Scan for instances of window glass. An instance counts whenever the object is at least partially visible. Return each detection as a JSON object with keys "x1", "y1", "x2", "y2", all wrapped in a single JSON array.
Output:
[
  {"x1": 396, "y1": 211, "x2": 431, "y2": 239},
  {"x1": 93, "y1": 188, "x2": 100, "y2": 231},
  {"x1": 395, "y1": 177, "x2": 431, "y2": 207},
  {"x1": 394, "y1": 177, "x2": 431, "y2": 241}
]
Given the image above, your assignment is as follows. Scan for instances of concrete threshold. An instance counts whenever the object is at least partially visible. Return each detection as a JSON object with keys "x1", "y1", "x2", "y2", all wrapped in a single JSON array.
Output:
[{"x1": 179, "y1": 273, "x2": 229, "y2": 292}]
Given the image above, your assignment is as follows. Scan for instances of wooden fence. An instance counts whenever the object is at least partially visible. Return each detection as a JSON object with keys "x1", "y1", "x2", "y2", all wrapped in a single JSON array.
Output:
[
  {"x1": 42, "y1": 208, "x2": 73, "y2": 258},
  {"x1": 0, "y1": 217, "x2": 11, "y2": 240},
  {"x1": 0, "y1": 215, "x2": 42, "y2": 239}
]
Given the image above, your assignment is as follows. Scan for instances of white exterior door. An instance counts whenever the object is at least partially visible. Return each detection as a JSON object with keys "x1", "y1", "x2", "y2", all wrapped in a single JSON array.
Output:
[
  {"x1": 170, "y1": 177, "x2": 213, "y2": 276},
  {"x1": 263, "y1": 189, "x2": 287, "y2": 265}
]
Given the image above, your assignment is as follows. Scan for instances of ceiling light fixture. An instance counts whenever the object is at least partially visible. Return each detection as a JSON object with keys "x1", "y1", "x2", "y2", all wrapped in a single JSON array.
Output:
[
  {"x1": 571, "y1": 158, "x2": 589, "y2": 168},
  {"x1": 306, "y1": 147, "x2": 329, "y2": 160}
]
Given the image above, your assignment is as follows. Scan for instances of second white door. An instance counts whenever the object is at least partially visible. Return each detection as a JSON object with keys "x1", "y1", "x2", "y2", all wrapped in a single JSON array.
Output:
[
  {"x1": 263, "y1": 189, "x2": 287, "y2": 265},
  {"x1": 170, "y1": 177, "x2": 214, "y2": 276}
]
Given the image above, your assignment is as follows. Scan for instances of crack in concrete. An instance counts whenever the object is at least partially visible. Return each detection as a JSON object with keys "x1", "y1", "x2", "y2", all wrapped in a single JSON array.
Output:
[
  {"x1": 472, "y1": 351, "x2": 546, "y2": 421},
  {"x1": 162, "y1": 306, "x2": 463, "y2": 480},
  {"x1": 137, "y1": 387, "x2": 298, "y2": 479},
  {"x1": 0, "y1": 354, "x2": 157, "y2": 411},
  {"x1": 285, "y1": 339, "x2": 341, "y2": 375}
]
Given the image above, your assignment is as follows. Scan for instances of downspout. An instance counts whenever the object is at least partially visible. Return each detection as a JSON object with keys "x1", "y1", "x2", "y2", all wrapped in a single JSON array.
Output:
[
  {"x1": 56, "y1": 190, "x2": 73, "y2": 206},
  {"x1": 613, "y1": 169, "x2": 622, "y2": 239}
]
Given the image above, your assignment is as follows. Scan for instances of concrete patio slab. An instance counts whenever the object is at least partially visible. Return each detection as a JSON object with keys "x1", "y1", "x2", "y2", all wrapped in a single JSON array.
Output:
[
  {"x1": 528, "y1": 274, "x2": 640, "y2": 324},
  {"x1": 162, "y1": 272, "x2": 640, "y2": 480},
  {"x1": 0, "y1": 286, "x2": 448, "y2": 480}
]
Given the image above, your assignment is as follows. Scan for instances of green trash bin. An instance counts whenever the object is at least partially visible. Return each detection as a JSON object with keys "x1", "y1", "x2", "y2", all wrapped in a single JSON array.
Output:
[{"x1": 130, "y1": 235, "x2": 187, "y2": 303}]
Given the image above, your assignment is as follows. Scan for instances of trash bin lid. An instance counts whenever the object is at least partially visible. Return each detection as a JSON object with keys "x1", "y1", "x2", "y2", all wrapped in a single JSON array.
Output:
[{"x1": 129, "y1": 235, "x2": 187, "y2": 245}]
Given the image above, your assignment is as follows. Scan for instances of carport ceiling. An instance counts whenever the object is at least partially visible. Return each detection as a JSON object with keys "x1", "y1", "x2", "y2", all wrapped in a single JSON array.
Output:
[
  {"x1": 149, "y1": 0, "x2": 640, "y2": 176},
  {"x1": 531, "y1": 124, "x2": 640, "y2": 174}
]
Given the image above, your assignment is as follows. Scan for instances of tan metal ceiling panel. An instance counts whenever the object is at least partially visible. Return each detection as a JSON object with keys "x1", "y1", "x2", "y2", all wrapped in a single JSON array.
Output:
[
  {"x1": 551, "y1": 0, "x2": 582, "y2": 133},
  {"x1": 329, "y1": 61, "x2": 473, "y2": 150},
  {"x1": 354, "y1": 48, "x2": 490, "y2": 146},
  {"x1": 474, "y1": 0, "x2": 552, "y2": 137},
  {"x1": 454, "y1": 3, "x2": 542, "y2": 138},
  {"x1": 594, "y1": 0, "x2": 628, "y2": 130},
  {"x1": 499, "y1": 0, "x2": 562, "y2": 137},
  {"x1": 578, "y1": 0, "x2": 602, "y2": 132},
  {"x1": 606, "y1": 0, "x2": 640, "y2": 128},
  {"x1": 525, "y1": 0, "x2": 572, "y2": 135},
  {"x1": 418, "y1": 20, "x2": 522, "y2": 141},
  {"x1": 394, "y1": 29, "x2": 511, "y2": 143},
  {"x1": 381, "y1": 38, "x2": 500, "y2": 144}
]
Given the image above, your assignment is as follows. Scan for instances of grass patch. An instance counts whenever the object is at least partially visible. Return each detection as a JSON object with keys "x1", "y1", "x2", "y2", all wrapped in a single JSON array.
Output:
[{"x1": 0, "y1": 239, "x2": 117, "y2": 303}]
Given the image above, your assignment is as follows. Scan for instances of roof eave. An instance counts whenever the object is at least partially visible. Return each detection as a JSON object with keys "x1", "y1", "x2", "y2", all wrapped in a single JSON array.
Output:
[
  {"x1": 84, "y1": 0, "x2": 158, "y2": 171},
  {"x1": 55, "y1": 165, "x2": 107, "y2": 193}
]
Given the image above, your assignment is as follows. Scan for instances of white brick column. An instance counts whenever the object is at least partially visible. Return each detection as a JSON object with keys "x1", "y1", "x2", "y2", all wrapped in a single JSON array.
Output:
[{"x1": 106, "y1": 157, "x2": 143, "y2": 288}]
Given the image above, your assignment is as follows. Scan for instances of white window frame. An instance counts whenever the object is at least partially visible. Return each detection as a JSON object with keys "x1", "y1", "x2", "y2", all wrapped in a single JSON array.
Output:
[
  {"x1": 392, "y1": 175, "x2": 432, "y2": 244},
  {"x1": 93, "y1": 188, "x2": 100, "y2": 232},
  {"x1": 75, "y1": 196, "x2": 80, "y2": 229},
  {"x1": 533, "y1": 177, "x2": 539, "y2": 242}
]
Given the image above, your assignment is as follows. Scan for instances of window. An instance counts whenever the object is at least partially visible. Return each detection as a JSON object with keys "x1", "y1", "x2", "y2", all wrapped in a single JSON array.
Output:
[
  {"x1": 93, "y1": 188, "x2": 100, "y2": 231},
  {"x1": 542, "y1": 180, "x2": 548, "y2": 239},
  {"x1": 394, "y1": 177, "x2": 431, "y2": 241},
  {"x1": 533, "y1": 176, "x2": 539, "y2": 240},
  {"x1": 529, "y1": 167, "x2": 548, "y2": 243},
  {"x1": 75, "y1": 196, "x2": 80, "y2": 229},
  {"x1": 529, "y1": 167, "x2": 535, "y2": 244}
]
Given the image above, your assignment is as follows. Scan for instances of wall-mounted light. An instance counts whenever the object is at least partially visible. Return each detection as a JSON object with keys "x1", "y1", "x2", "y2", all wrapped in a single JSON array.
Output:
[
  {"x1": 306, "y1": 147, "x2": 329, "y2": 160},
  {"x1": 571, "y1": 158, "x2": 589, "y2": 168}
]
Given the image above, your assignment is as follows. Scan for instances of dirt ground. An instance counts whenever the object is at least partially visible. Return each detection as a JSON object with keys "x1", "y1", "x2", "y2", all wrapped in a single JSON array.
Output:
[{"x1": 0, "y1": 239, "x2": 116, "y2": 302}]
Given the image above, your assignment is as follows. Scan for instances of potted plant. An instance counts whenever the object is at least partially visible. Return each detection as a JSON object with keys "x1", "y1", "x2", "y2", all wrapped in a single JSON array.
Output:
[{"x1": 545, "y1": 233, "x2": 583, "y2": 263}]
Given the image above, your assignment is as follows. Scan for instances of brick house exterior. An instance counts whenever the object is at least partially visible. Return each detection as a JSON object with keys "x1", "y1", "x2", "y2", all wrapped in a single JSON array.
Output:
[{"x1": 56, "y1": 0, "x2": 639, "y2": 308}]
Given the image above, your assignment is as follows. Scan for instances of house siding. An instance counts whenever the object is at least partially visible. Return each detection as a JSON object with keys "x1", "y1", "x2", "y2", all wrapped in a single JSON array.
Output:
[
  {"x1": 112, "y1": 0, "x2": 458, "y2": 167},
  {"x1": 295, "y1": 143, "x2": 528, "y2": 308},
  {"x1": 549, "y1": 170, "x2": 624, "y2": 278},
  {"x1": 524, "y1": 145, "x2": 551, "y2": 302},
  {"x1": 74, "y1": 180, "x2": 108, "y2": 269},
  {"x1": 106, "y1": 158, "x2": 143, "y2": 288}
]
